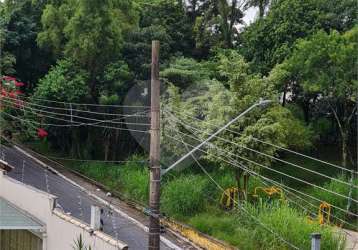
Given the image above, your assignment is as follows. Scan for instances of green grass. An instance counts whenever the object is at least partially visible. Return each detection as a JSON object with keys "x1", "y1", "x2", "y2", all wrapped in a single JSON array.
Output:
[
  {"x1": 70, "y1": 156, "x2": 149, "y2": 204},
  {"x1": 161, "y1": 175, "x2": 212, "y2": 219},
  {"x1": 23, "y1": 140, "x2": 353, "y2": 249},
  {"x1": 189, "y1": 203, "x2": 345, "y2": 250},
  {"x1": 309, "y1": 175, "x2": 358, "y2": 227}
]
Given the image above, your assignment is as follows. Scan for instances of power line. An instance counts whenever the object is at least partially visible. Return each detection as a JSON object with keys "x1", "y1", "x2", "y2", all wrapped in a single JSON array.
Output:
[
  {"x1": 169, "y1": 127, "x2": 358, "y2": 204},
  {"x1": 24, "y1": 95, "x2": 150, "y2": 108},
  {"x1": 162, "y1": 100, "x2": 271, "y2": 175},
  {"x1": 165, "y1": 111, "x2": 358, "y2": 189},
  {"x1": 173, "y1": 131, "x2": 300, "y2": 249},
  {"x1": 45, "y1": 155, "x2": 147, "y2": 164},
  {"x1": 165, "y1": 107, "x2": 356, "y2": 174},
  {"x1": 2, "y1": 111, "x2": 150, "y2": 133},
  {"x1": 1, "y1": 98, "x2": 151, "y2": 126},
  {"x1": 3, "y1": 96, "x2": 150, "y2": 117},
  {"x1": 165, "y1": 117, "x2": 358, "y2": 204},
  {"x1": 165, "y1": 115, "x2": 358, "y2": 203},
  {"x1": 164, "y1": 133, "x2": 358, "y2": 217}
]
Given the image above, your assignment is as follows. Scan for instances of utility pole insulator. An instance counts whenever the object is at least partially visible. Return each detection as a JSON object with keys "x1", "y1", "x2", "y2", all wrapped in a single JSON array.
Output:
[{"x1": 148, "y1": 40, "x2": 161, "y2": 250}]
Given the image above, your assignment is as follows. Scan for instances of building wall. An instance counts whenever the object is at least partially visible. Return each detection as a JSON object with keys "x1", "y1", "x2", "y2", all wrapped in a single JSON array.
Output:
[
  {"x1": 0, "y1": 170, "x2": 127, "y2": 250},
  {"x1": 0, "y1": 230, "x2": 42, "y2": 250}
]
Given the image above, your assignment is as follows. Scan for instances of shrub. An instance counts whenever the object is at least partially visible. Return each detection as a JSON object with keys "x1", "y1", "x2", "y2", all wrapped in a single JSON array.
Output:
[{"x1": 161, "y1": 175, "x2": 211, "y2": 218}]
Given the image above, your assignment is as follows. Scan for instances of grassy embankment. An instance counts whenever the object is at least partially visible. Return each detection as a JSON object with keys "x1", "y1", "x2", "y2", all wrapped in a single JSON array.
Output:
[{"x1": 26, "y1": 141, "x2": 353, "y2": 249}]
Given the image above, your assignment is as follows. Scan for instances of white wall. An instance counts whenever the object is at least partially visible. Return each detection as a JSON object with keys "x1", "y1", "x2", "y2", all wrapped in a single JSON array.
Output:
[{"x1": 0, "y1": 170, "x2": 127, "y2": 250}]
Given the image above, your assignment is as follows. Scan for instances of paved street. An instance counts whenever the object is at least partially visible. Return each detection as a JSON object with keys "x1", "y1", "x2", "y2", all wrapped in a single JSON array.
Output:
[{"x1": 0, "y1": 145, "x2": 175, "y2": 250}]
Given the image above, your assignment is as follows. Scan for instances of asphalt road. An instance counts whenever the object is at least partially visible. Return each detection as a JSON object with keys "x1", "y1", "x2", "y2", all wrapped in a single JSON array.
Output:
[{"x1": 0, "y1": 145, "x2": 173, "y2": 250}]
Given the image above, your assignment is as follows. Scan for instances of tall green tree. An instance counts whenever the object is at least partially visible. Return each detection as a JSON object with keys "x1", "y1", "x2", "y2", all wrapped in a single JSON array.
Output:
[
  {"x1": 272, "y1": 27, "x2": 358, "y2": 167},
  {"x1": 123, "y1": 0, "x2": 195, "y2": 79},
  {"x1": 163, "y1": 50, "x2": 311, "y2": 192},
  {"x1": 242, "y1": 0, "x2": 356, "y2": 75},
  {"x1": 244, "y1": 0, "x2": 270, "y2": 18},
  {"x1": 38, "y1": 0, "x2": 138, "y2": 101},
  {"x1": 138, "y1": 0, "x2": 195, "y2": 56},
  {"x1": 194, "y1": 0, "x2": 244, "y2": 52},
  {"x1": 1, "y1": 0, "x2": 53, "y2": 86},
  {"x1": 0, "y1": 2, "x2": 16, "y2": 76}
]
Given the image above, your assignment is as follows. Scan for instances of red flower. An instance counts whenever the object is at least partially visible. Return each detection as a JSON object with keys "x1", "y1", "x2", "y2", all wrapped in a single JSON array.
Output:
[
  {"x1": 37, "y1": 128, "x2": 48, "y2": 138},
  {"x1": 2, "y1": 76, "x2": 16, "y2": 81},
  {"x1": 8, "y1": 91, "x2": 16, "y2": 98},
  {"x1": 15, "y1": 90, "x2": 23, "y2": 95},
  {"x1": 1, "y1": 89, "x2": 8, "y2": 96},
  {"x1": 15, "y1": 81, "x2": 25, "y2": 87}
]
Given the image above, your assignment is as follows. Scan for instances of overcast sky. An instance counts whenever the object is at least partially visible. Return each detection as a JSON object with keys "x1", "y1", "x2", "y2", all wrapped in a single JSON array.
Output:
[{"x1": 243, "y1": 7, "x2": 258, "y2": 26}]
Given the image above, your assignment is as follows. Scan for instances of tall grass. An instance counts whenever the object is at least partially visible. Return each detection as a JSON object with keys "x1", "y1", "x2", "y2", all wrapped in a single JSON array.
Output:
[
  {"x1": 72, "y1": 155, "x2": 149, "y2": 203},
  {"x1": 66, "y1": 157, "x2": 346, "y2": 250},
  {"x1": 161, "y1": 175, "x2": 212, "y2": 219},
  {"x1": 309, "y1": 174, "x2": 358, "y2": 226},
  {"x1": 189, "y1": 203, "x2": 345, "y2": 250},
  {"x1": 253, "y1": 203, "x2": 345, "y2": 250}
]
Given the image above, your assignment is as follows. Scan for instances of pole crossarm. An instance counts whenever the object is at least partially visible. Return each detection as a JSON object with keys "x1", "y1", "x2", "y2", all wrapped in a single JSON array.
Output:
[{"x1": 161, "y1": 99, "x2": 272, "y2": 176}]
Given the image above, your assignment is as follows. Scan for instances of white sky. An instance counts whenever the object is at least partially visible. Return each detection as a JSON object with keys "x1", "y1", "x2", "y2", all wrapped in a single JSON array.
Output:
[{"x1": 243, "y1": 7, "x2": 258, "y2": 25}]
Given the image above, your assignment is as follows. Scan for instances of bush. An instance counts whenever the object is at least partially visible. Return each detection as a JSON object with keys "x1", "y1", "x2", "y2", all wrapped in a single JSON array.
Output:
[{"x1": 161, "y1": 175, "x2": 212, "y2": 218}]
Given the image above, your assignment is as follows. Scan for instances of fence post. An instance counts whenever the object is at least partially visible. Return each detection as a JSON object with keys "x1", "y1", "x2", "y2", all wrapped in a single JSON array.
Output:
[{"x1": 311, "y1": 233, "x2": 321, "y2": 250}]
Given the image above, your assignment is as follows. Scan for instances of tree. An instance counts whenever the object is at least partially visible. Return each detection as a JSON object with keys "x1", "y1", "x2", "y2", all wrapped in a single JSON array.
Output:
[
  {"x1": 38, "y1": 0, "x2": 138, "y2": 101},
  {"x1": 244, "y1": 0, "x2": 270, "y2": 18},
  {"x1": 122, "y1": 25, "x2": 171, "y2": 80},
  {"x1": 31, "y1": 59, "x2": 89, "y2": 155},
  {"x1": 161, "y1": 57, "x2": 210, "y2": 89},
  {"x1": 242, "y1": 0, "x2": 356, "y2": 75},
  {"x1": 163, "y1": 50, "x2": 311, "y2": 195},
  {"x1": 0, "y1": 2, "x2": 16, "y2": 75},
  {"x1": 194, "y1": 0, "x2": 244, "y2": 52},
  {"x1": 32, "y1": 59, "x2": 89, "y2": 102},
  {"x1": 123, "y1": 0, "x2": 196, "y2": 79},
  {"x1": 1, "y1": 0, "x2": 53, "y2": 87},
  {"x1": 274, "y1": 28, "x2": 357, "y2": 168},
  {"x1": 138, "y1": 0, "x2": 195, "y2": 57}
]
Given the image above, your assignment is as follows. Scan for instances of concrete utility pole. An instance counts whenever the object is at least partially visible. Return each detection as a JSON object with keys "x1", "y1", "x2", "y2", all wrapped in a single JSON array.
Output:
[{"x1": 149, "y1": 40, "x2": 161, "y2": 250}]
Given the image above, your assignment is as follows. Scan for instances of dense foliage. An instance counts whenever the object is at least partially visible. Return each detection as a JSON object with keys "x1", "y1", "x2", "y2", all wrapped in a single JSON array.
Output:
[{"x1": 1, "y1": 0, "x2": 357, "y2": 248}]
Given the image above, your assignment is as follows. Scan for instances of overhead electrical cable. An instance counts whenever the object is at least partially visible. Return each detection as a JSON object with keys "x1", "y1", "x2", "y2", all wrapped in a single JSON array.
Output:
[
  {"x1": 3, "y1": 96, "x2": 150, "y2": 117},
  {"x1": 173, "y1": 132, "x2": 300, "y2": 249},
  {"x1": 165, "y1": 111, "x2": 358, "y2": 189},
  {"x1": 1, "y1": 98, "x2": 151, "y2": 126},
  {"x1": 164, "y1": 133, "x2": 358, "y2": 217},
  {"x1": 22, "y1": 95, "x2": 150, "y2": 108},
  {"x1": 165, "y1": 107, "x2": 356, "y2": 174},
  {"x1": 2, "y1": 111, "x2": 150, "y2": 133}
]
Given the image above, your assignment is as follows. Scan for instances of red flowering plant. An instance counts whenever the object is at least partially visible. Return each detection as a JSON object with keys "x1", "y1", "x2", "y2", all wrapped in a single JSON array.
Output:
[
  {"x1": 0, "y1": 75, "x2": 25, "y2": 108},
  {"x1": 37, "y1": 128, "x2": 48, "y2": 139},
  {"x1": 0, "y1": 75, "x2": 47, "y2": 139}
]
